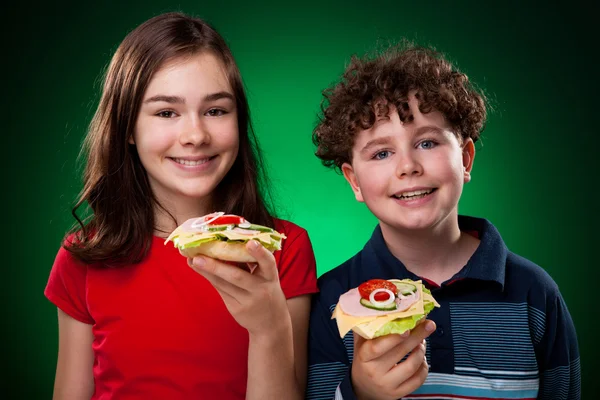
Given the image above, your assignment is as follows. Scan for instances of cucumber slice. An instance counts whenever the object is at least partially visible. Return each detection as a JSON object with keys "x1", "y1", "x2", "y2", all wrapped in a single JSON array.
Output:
[
  {"x1": 388, "y1": 279, "x2": 417, "y2": 295},
  {"x1": 360, "y1": 298, "x2": 397, "y2": 311},
  {"x1": 206, "y1": 224, "x2": 233, "y2": 232},
  {"x1": 248, "y1": 224, "x2": 274, "y2": 233}
]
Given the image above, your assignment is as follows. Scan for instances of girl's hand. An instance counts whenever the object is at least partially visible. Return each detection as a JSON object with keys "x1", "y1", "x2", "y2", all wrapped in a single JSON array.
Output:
[{"x1": 188, "y1": 240, "x2": 290, "y2": 337}]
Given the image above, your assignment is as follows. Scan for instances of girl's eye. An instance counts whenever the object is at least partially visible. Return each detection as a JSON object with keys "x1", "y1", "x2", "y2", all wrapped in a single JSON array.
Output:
[
  {"x1": 156, "y1": 110, "x2": 176, "y2": 118},
  {"x1": 206, "y1": 108, "x2": 226, "y2": 117},
  {"x1": 418, "y1": 140, "x2": 437, "y2": 150},
  {"x1": 373, "y1": 150, "x2": 391, "y2": 160}
]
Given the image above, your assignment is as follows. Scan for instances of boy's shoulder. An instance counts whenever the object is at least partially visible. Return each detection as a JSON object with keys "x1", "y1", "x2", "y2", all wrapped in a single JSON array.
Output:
[
  {"x1": 459, "y1": 215, "x2": 561, "y2": 292},
  {"x1": 504, "y1": 249, "x2": 561, "y2": 298}
]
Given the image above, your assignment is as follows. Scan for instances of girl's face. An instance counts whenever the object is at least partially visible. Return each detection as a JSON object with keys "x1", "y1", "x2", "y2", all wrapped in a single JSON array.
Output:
[{"x1": 132, "y1": 52, "x2": 239, "y2": 213}]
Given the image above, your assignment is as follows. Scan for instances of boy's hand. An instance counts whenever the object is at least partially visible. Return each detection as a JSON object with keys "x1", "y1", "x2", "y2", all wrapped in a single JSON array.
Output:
[{"x1": 351, "y1": 320, "x2": 436, "y2": 400}]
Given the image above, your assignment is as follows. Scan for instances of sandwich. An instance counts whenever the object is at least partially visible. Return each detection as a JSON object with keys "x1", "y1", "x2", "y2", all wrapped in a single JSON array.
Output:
[
  {"x1": 165, "y1": 212, "x2": 286, "y2": 263},
  {"x1": 332, "y1": 278, "x2": 440, "y2": 339}
]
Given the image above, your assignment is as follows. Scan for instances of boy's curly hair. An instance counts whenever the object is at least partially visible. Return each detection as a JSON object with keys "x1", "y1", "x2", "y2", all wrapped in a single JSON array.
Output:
[{"x1": 313, "y1": 42, "x2": 488, "y2": 171}]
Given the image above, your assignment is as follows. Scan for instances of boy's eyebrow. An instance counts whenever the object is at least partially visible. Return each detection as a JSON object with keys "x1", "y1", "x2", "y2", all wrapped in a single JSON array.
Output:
[
  {"x1": 143, "y1": 91, "x2": 234, "y2": 104},
  {"x1": 360, "y1": 136, "x2": 394, "y2": 155},
  {"x1": 414, "y1": 125, "x2": 446, "y2": 136}
]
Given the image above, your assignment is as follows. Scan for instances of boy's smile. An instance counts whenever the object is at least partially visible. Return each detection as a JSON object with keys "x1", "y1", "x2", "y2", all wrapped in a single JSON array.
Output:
[
  {"x1": 391, "y1": 187, "x2": 438, "y2": 206},
  {"x1": 342, "y1": 92, "x2": 474, "y2": 234}
]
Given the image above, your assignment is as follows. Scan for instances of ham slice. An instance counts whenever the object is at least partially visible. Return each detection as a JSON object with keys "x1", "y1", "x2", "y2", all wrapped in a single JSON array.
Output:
[
  {"x1": 180, "y1": 217, "x2": 205, "y2": 231},
  {"x1": 176, "y1": 219, "x2": 259, "y2": 235},
  {"x1": 338, "y1": 288, "x2": 420, "y2": 317}
]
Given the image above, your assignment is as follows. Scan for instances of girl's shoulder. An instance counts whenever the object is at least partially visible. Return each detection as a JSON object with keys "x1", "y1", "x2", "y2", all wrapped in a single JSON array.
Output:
[
  {"x1": 271, "y1": 217, "x2": 318, "y2": 296},
  {"x1": 272, "y1": 217, "x2": 309, "y2": 241}
]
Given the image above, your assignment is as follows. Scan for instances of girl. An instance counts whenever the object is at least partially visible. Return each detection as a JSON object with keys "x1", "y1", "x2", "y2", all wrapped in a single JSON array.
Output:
[{"x1": 45, "y1": 12, "x2": 318, "y2": 400}]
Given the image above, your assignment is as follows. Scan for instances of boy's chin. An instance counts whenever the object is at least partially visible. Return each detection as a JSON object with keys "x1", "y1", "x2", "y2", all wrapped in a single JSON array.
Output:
[{"x1": 378, "y1": 214, "x2": 452, "y2": 233}]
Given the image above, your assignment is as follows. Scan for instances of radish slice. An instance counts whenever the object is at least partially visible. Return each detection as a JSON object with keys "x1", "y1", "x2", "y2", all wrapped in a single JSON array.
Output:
[
  {"x1": 191, "y1": 212, "x2": 225, "y2": 229},
  {"x1": 369, "y1": 288, "x2": 395, "y2": 307}
]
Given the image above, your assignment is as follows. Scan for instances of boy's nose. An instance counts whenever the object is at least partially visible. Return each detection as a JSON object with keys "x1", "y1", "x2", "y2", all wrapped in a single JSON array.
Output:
[{"x1": 395, "y1": 154, "x2": 423, "y2": 178}]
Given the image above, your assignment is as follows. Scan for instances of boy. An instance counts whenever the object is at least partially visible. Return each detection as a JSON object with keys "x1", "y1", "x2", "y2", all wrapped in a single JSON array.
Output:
[{"x1": 305, "y1": 43, "x2": 580, "y2": 400}]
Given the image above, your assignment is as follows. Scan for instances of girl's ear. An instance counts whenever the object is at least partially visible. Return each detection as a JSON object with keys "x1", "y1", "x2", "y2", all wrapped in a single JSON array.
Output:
[
  {"x1": 462, "y1": 137, "x2": 475, "y2": 183},
  {"x1": 128, "y1": 135, "x2": 135, "y2": 145},
  {"x1": 341, "y1": 162, "x2": 364, "y2": 202}
]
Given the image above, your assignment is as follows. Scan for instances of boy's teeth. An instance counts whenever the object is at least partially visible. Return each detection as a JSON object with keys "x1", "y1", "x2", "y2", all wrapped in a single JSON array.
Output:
[
  {"x1": 173, "y1": 158, "x2": 210, "y2": 166},
  {"x1": 396, "y1": 189, "x2": 433, "y2": 199}
]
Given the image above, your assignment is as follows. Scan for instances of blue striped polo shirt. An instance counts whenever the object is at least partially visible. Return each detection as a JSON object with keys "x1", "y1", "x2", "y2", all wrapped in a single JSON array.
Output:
[{"x1": 306, "y1": 215, "x2": 580, "y2": 400}]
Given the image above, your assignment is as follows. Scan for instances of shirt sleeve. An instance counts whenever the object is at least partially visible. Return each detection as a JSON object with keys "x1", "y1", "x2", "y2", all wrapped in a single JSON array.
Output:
[
  {"x1": 44, "y1": 245, "x2": 94, "y2": 324},
  {"x1": 275, "y1": 221, "x2": 318, "y2": 299},
  {"x1": 535, "y1": 291, "x2": 580, "y2": 400},
  {"x1": 306, "y1": 289, "x2": 357, "y2": 400}
]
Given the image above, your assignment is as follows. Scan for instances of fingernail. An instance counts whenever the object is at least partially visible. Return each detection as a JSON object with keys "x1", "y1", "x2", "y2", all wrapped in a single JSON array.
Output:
[
  {"x1": 425, "y1": 321, "x2": 435, "y2": 332},
  {"x1": 401, "y1": 330, "x2": 410, "y2": 337},
  {"x1": 248, "y1": 240, "x2": 259, "y2": 250},
  {"x1": 193, "y1": 256, "x2": 206, "y2": 268}
]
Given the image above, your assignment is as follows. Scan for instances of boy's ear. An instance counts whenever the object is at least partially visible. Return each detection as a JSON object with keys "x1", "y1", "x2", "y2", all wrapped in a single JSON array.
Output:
[
  {"x1": 462, "y1": 138, "x2": 475, "y2": 183},
  {"x1": 341, "y1": 162, "x2": 364, "y2": 202}
]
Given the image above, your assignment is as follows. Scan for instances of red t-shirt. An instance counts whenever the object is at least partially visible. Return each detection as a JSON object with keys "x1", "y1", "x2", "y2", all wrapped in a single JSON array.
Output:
[{"x1": 45, "y1": 218, "x2": 318, "y2": 399}]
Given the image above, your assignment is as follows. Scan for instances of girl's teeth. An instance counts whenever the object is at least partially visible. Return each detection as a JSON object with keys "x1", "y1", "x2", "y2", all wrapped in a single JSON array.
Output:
[{"x1": 173, "y1": 158, "x2": 209, "y2": 166}]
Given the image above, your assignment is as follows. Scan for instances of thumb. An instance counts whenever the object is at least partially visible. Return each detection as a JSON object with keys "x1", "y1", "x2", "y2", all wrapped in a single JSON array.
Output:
[
  {"x1": 353, "y1": 331, "x2": 366, "y2": 352},
  {"x1": 246, "y1": 240, "x2": 278, "y2": 280}
]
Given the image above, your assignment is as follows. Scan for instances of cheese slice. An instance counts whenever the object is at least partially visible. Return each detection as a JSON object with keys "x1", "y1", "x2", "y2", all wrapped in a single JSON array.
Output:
[
  {"x1": 332, "y1": 283, "x2": 426, "y2": 338},
  {"x1": 175, "y1": 231, "x2": 277, "y2": 247},
  {"x1": 423, "y1": 290, "x2": 440, "y2": 307}
]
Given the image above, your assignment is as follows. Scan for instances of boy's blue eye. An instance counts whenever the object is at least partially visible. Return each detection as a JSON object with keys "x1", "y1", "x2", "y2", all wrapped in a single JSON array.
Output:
[
  {"x1": 373, "y1": 150, "x2": 391, "y2": 160},
  {"x1": 419, "y1": 140, "x2": 437, "y2": 149}
]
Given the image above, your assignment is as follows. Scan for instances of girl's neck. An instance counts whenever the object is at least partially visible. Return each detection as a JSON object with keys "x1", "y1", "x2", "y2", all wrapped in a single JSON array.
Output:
[
  {"x1": 153, "y1": 194, "x2": 213, "y2": 238},
  {"x1": 380, "y1": 215, "x2": 480, "y2": 285}
]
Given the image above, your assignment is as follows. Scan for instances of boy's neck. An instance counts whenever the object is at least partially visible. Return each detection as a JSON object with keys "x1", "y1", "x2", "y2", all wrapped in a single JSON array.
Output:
[{"x1": 379, "y1": 215, "x2": 480, "y2": 286}]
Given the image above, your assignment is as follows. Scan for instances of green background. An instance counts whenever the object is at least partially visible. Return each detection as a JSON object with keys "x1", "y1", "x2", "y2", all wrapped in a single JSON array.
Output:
[{"x1": 5, "y1": 0, "x2": 596, "y2": 398}]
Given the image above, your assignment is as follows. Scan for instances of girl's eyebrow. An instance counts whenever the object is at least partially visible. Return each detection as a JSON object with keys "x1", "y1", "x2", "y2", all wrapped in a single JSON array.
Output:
[
  {"x1": 143, "y1": 95, "x2": 185, "y2": 104},
  {"x1": 203, "y1": 91, "x2": 234, "y2": 102},
  {"x1": 143, "y1": 91, "x2": 234, "y2": 104}
]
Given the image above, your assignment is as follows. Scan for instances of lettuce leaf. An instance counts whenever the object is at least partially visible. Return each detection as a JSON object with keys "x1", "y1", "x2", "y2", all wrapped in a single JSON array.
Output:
[
  {"x1": 178, "y1": 237, "x2": 218, "y2": 249},
  {"x1": 372, "y1": 298, "x2": 436, "y2": 338}
]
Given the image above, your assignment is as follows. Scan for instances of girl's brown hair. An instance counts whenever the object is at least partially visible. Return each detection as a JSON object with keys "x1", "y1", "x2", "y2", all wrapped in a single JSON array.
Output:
[
  {"x1": 66, "y1": 12, "x2": 274, "y2": 266},
  {"x1": 313, "y1": 42, "x2": 488, "y2": 171}
]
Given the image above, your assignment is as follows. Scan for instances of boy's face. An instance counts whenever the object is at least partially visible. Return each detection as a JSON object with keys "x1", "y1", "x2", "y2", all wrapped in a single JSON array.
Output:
[{"x1": 341, "y1": 92, "x2": 474, "y2": 234}]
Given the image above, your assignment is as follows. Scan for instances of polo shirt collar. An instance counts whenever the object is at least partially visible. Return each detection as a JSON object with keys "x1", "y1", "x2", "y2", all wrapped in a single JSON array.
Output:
[{"x1": 362, "y1": 215, "x2": 507, "y2": 289}]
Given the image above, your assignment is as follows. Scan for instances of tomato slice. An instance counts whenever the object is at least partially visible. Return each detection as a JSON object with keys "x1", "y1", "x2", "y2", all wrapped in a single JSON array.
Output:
[
  {"x1": 209, "y1": 214, "x2": 245, "y2": 225},
  {"x1": 358, "y1": 279, "x2": 397, "y2": 301}
]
